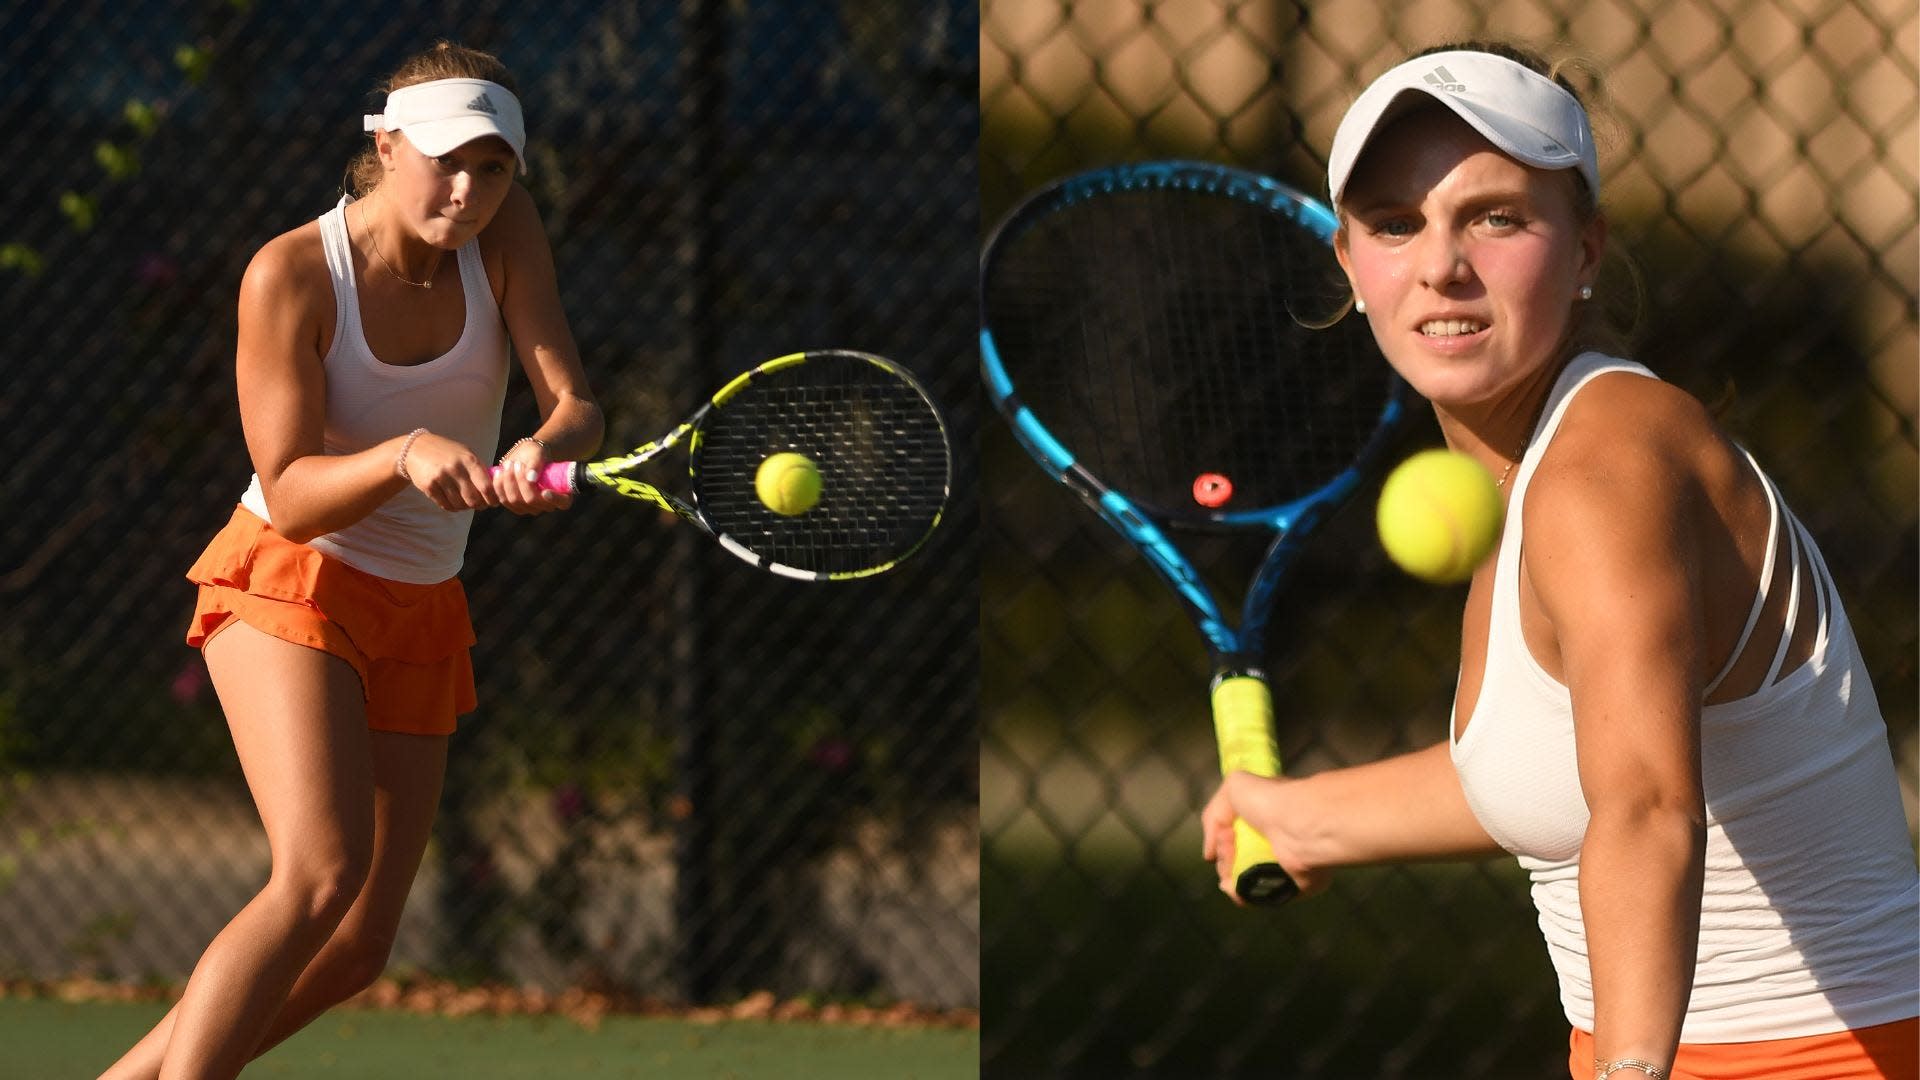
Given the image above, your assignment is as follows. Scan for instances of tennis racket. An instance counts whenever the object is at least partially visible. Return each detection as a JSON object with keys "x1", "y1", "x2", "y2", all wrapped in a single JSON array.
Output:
[
  {"x1": 980, "y1": 161, "x2": 1412, "y2": 905},
  {"x1": 498, "y1": 349, "x2": 951, "y2": 581}
]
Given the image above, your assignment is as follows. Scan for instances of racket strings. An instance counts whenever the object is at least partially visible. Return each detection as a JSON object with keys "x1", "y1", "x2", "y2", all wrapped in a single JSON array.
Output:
[
  {"x1": 984, "y1": 174, "x2": 1391, "y2": 519},
  {"x1": 693, "y1": 355, "x2": 949, "y2": 575}
]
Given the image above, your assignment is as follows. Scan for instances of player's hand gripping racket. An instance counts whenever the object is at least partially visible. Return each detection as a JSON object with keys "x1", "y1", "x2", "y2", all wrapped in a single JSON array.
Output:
[
  {"x1": 980, "y1": 161, "x2": 1411, "y2": 904},
  {"x1": 496, "y1": 349, "x2": 951, "y2": 581}
]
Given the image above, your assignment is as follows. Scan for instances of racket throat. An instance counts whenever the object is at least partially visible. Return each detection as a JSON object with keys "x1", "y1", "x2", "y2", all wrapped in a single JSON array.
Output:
[{"x1": 1209, "y1": 663, "x2": 1266, "y2": 687}]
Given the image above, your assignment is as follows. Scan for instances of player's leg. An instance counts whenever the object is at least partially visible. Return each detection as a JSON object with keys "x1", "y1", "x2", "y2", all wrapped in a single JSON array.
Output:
[
  {"x1": 95, "y1": 727, "x2": 446, "y2": 1079},
  {"x1": 149, "y1": 620, "x2": 375, "y2": 1080},
  {"x1": 246, "y1": 728, "x2": 450, "y2": 1058}
]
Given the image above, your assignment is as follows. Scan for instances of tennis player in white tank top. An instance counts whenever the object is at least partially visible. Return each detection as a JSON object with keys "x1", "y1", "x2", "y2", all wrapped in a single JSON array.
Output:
[
  {"x1": 104, "y1": 43, "x2": 604, "y2": 1080},
  {"x1": 1203, "y1": 42, "x2": 1917, "y2": 1080}
]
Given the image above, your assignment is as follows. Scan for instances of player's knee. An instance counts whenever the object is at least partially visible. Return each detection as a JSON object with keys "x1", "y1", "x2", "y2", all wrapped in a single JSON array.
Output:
[
  {"x1": 269, "y1": 859, "x2": 370, "y2": 931},
  {"x1": 329, "y1": 931, "x2": 396, "y2": 997}
]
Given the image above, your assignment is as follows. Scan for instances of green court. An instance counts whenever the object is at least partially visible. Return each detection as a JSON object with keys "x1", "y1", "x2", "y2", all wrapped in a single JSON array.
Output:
[{"x1": 0, "y1": 997, "x2": 978, "y2": 1079}]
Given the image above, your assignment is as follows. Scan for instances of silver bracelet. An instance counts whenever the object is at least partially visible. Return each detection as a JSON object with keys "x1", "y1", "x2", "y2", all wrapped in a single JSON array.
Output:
[
  {"x1": 497, "y1": 436, "x2": 549, "y2": 465},
  {"x1": 395, "y1": 427, "x2": 428, "y2": 480},
  {"x1": 1595, "y1": 1059, "x2": 1667, "y2": 1080}
]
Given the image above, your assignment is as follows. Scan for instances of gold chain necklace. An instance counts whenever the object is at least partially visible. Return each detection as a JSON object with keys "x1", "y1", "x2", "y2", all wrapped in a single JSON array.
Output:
[
  {"x1": 1495, "y1": 458, "x2": 1518, "y2": 489},
  {"x1": 358, "y1": 201, "x2": 433, "y2": 289},
  {"x1": 1495, "y1": 387, "x2": 1555, "y2": 489}
]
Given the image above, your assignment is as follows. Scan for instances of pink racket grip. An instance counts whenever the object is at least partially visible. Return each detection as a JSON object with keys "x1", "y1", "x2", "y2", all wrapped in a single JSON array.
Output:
[{"x1": 489, "y1": 461, "x2": 577, "y2": 494}]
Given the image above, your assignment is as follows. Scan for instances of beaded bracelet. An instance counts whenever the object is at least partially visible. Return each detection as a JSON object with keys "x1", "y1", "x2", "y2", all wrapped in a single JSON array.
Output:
[
  {"x1": 395, "y1": 427, "x2": 428, "y2": 480},
  {"x1": 498, "y1": 436, "x2": 550, "y2": 465},
  {"x1": 1595, "y1": 1059, "x2": 1667, "y2": 1080}
]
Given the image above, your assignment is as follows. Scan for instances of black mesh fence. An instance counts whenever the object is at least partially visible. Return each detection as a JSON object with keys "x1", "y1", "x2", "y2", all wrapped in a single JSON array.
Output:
[
  {"x1": 0, "y1": 1, "x2": 977, "y2": 1014},
  {"x1": 980, "y1": 1, "x2": 1916, "y2": 1077}
]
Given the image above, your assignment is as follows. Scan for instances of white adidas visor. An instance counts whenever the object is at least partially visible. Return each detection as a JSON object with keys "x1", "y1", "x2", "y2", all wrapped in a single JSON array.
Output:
[
  {"x1": 1327, "y1": 50, "x2": 1597, "y2": 208},
  {"x1": 364, "y1": 78, "x2": 527, "y2": 175}
]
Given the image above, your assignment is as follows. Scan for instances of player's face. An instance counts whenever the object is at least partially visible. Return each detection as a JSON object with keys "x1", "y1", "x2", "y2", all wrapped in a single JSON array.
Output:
[
  {"x1": 379, "y1": 132, "x2": 517, "y2": 249},
  {"x1": 1334, "y1": 108, "x2": 1604, "y2": 410}
]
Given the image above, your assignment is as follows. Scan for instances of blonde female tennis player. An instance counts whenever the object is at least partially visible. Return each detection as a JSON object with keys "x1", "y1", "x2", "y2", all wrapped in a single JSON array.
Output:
[
  {"x1": 1204, "y1": 41, "x2": 1917, "y2": 1080},
  {"x1": 101, "y1": 41, "x2": 602, "y2": 1079}
]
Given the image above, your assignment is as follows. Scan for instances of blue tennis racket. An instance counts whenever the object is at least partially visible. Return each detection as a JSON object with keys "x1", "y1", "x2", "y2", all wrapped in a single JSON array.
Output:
[{"x1": 980, "y1": 161, "x2": 1413, "y2": 905}]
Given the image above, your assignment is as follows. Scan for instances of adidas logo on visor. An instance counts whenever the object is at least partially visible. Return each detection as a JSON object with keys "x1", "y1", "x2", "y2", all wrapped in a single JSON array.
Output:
[
  {"x1": 1424, "y1": 66, "x2": 1466, "y2": 93},
  {"x1": 465, "y1": 92, "x2": 498, "y2": 115}
]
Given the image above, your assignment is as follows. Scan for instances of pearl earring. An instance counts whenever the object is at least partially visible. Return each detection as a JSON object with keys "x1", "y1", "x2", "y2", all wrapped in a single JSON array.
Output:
[
  {"x1": 1354, "y1": 297, "x2": 1367, "y2": 313},
  {"x1": 1578, "y1": 284, "x2": 1594, "y2": 301}
]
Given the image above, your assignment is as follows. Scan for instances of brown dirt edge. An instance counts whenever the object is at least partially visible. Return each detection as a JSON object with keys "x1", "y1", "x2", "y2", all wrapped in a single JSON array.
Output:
[{"x1": 0, "y1": 976, "x2": 979, "y2": 1032}]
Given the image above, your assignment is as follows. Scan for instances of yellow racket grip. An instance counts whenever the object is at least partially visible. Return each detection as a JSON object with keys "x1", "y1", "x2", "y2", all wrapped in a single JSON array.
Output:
[{"x1": 1211, "y1": 675, "x2": 1300, "y2": 906}]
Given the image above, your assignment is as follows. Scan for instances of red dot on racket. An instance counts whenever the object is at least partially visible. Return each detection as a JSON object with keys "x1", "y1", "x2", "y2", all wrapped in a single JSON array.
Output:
[{"x1": 1193, "y1": 472, "x2": 1233, "y2": 507}]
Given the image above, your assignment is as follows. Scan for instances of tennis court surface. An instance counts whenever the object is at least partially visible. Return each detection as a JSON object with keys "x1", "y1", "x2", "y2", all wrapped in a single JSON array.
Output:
[{"x1": 0, "y1": 994, "x2": 978, "y2": 1079}]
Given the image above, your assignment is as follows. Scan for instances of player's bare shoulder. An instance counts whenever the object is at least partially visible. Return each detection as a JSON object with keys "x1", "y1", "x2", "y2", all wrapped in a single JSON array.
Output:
[
  {"x1": 241, "y1": 220, "x2": 330, "y2": 300},
  {"x1": 476, "y1": 184, "x2": 546, "y2": 291},
  {"x1": 1522, "y1": 370, "x2": 1716, "y2": 571},
  {"x1": 238, "y1": 219, "x2": 334, "y2": 358},
  {"x1": 480, "y1": 183, "x2": 542, "y2": 246},
  {"x1": 1538, "y1": 370, "x2": 1723, "y2": 492}
]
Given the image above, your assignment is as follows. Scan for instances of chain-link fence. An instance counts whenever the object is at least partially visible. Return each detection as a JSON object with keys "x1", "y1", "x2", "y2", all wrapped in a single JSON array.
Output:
[
  {"x1": 0, "y1": 1, "x2": 978, "y2": 1014},
  {"x1": 981, "y1": 1, "x2": 1916, "y2": 1077}
]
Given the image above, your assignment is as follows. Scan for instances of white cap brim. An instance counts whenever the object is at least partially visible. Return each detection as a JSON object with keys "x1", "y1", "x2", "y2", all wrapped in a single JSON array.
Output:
[
  {"x1": 364, "y1": 78, "x2": 528, "y2": 175},
  {"x1": 1328, "y1": 51, "x2": 1597, "y2": 207}
]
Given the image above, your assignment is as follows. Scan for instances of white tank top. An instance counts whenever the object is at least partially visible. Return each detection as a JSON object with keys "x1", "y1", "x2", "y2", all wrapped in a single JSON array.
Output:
[
  {"x1": 1451, "y1": 352, "x2": 1919, "y2": 1041},
  {"x1": 241, "y1": 197, "x2": 510, "y2": 583}
]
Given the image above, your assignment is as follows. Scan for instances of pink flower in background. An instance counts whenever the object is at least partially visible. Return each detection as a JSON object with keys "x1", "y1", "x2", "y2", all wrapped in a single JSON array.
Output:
[
  {"x1": 552, "y1": 783, "x2": 588, "y2": 823},
  {"x1": 460, "y1": 852, "x2": 496, "y2": 888},
  {"x1": 170, "y1": 658, "x2": 207, "y2": 704},
  {"x1": 808, "y1": 738, "x2": 854, "y2": 773},
  {"x1": 135, "y1": 253, "x2": 178, "y2": 288}
]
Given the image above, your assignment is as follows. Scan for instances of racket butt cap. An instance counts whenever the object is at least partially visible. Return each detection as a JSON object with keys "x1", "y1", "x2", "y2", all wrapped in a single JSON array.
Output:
[{"x1": 1236, "y1": 865, "x2": 1300, "y2": 906}]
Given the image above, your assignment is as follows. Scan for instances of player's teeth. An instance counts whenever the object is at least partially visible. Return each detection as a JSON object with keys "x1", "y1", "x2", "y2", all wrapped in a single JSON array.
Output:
[{"x1": 1421, "y1": 319, "x2": 1485, "y2": 336}]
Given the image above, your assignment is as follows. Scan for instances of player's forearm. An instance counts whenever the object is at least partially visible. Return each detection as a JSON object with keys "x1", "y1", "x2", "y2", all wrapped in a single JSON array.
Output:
[
  {"x1": 1579, "y1": 801, "x2": 1704, "y2": 1070},
  {"x1": 525, "y1": 391, "x2": 603, "y2": 462},
  {"x1": 262, "y1": 439, "x2": 415, "y2": 543},
  {"x1": 1294, "y1": 742, "x2": 1505, "y2": 867}
]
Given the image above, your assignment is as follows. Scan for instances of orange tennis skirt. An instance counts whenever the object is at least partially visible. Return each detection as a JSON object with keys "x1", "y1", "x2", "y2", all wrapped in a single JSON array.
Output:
[
  {"x1": 1570, "y1": 1016, "x2": 1919, "y2": 1079},
  {"x1": 185, "y1": 506, "x2": 476, "y2": 736}
]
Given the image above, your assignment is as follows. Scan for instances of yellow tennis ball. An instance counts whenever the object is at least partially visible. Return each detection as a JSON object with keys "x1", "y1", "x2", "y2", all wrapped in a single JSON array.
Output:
[
  {"x1": 1376, "y1": 449, "x2": 1504, "y2": 584},
  {"x1": 755, "y1": 452, "x2": 822, "y2": 515}
]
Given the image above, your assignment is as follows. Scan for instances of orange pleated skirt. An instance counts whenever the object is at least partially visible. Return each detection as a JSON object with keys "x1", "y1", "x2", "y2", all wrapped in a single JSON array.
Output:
[
  {"x1": 1570, "y1": 1016, "x2": 1918, "y2": 1080},
  {"x1": 185, "y1": 506, "x2": 476, "y2": 735}
]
